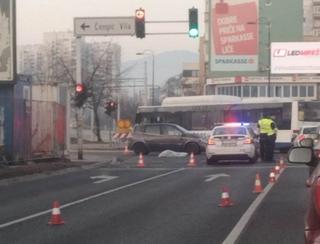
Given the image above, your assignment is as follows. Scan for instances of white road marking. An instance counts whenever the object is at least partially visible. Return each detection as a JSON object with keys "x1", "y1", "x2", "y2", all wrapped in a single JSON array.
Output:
[
  {"x1": 205, "y1": 173, "x2": 230, "y2": 182},
  {"x1": 0, "y1": 168, "x2": 185, "y2": 229},
  {"x1": 222, "y1": 168, "x2": 285, "y2": 244},
  {"x1": 90, "y1": 175, "x2": 118, "y2": 184}
]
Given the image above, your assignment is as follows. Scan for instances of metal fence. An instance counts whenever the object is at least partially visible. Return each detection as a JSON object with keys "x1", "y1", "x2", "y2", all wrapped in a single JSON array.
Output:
[{"x1": 12, "y1": 98, "x2": 66, "y2": 161}]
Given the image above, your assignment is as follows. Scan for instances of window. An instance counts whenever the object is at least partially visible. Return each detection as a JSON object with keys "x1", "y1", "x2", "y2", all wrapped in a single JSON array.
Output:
[
  {"x1": 251, "y1": 86, "x2": 258, "y2": 97},
  {"x1": 269, "y1": 85, "x2": 274, "y2": 97},
  {"x1": 243, "y1": 86, "x2": 250, "y2": 97},
  {"x1": 236, "y1": 86, "x2": 241, "y2": 97},
  {"x1": 283, "y1": 86, "x2": 290, "y2": 97},
  {"x1": 144, "y1": 125, "x2": 161, "y2": 135},
  {"x1": 182, "y1": 70, "x2": 192, "y2": 77},
  {"x1": 300, "y1": 86, "x2": 306, "y2": 97},
  {"x1": 232, "y1": 86, "x2": 237, "y2": 96},
  {"x1": 192, "y1": 111, "x2": 208, "y2": 130},
  {"x1": 292, "y1": 86, "x2": 298, "y2": 97},
  {"x1": 308, "y1": 86, "x2": 314, "y2": 97},
  {"x1": 218, "y1": 87, "x2": 222, "y2": 94},
  {"x1": 213, "y1": 126, "x2": 247, "y2": 135},
  {"x1": 259, "y1": 86, "x2": 266, "y2": 97},
  {"x1": 162, "y1": 125, "x2": 182, "y2": 136},
  {"x1": 299, "y1": 101, "x2": 320, "y2": 122},
  {"x1": 222, "y1": 87, "x2": 226, "y2": 95},
  {"x1": 275, "y1": 86, "x2": 282, "y2": 97}
]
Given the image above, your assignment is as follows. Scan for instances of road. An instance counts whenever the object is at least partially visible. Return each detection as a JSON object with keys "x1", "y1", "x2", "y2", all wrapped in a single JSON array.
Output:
[{"x1": 0, "y1": 152, "x2": 309, "y2": 244}]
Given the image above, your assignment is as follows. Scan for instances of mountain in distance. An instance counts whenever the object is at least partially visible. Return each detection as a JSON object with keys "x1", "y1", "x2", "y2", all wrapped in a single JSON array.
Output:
[{"x1": 122, "y1": 50, "x2": 199, "y2": 88}]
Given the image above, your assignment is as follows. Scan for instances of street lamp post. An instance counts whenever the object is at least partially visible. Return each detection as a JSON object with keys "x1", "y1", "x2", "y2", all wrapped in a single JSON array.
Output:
[
  {"x1": 136, "y1": 50, "x2": 155, "y2": 105},
  {"x1": 248, "y1": 19, "x2": 271, "y2": 97}
]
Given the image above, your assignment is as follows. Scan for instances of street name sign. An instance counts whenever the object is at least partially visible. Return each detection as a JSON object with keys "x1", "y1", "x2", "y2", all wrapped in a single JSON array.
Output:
[{"x1": 74, "y1": 17, "x2": 135, "y2": 36}]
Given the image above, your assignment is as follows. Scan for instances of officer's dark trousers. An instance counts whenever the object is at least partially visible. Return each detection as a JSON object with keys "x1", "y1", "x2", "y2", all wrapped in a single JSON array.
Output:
[
  {"x1": 265, "y1": 134, "x2": 276, "y2": 161},
  {"x1": 260, "y1": 134, "x2": 276, "y2": 161}
]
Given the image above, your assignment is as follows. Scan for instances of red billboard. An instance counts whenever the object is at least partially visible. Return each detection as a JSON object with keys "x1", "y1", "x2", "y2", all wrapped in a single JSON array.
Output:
[{"x1": 210, "y1": 0, "x2": 259, "y2": 72}]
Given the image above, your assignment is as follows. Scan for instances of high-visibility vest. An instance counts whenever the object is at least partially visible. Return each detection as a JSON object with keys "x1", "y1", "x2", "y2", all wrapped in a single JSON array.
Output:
[{"x1": 258, "y1": 118, "x2": 276, "y2": 136}]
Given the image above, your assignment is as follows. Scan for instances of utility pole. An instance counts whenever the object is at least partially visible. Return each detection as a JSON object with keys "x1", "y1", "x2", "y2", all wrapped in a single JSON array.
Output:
[
  {"x1": 144, "y1": 61, "x2": 148, "y2": 105},
  {"x1": 76, "y1": 36, "x2": 83, "y2": 160}
]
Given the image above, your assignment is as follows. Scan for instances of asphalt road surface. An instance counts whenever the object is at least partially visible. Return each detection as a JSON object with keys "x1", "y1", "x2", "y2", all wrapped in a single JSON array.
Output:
[{"x1": 0, "y1": 153, "x2": 309, "y2": 244}]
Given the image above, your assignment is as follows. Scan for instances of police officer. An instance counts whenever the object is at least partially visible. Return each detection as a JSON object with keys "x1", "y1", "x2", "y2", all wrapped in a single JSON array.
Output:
[{"x1": 258, "y1": 114, "x2": 277, "y2": 162}]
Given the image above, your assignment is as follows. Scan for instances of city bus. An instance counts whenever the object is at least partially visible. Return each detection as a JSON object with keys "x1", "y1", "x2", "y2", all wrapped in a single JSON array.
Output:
[{"x1": 135, "y1": 95, "x2": 320, "y2": 151}]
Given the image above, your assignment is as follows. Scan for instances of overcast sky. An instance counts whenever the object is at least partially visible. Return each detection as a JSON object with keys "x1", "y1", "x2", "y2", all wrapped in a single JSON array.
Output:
[{"x1": 16, "y1": 0, "x2": 205, "y2": 61}]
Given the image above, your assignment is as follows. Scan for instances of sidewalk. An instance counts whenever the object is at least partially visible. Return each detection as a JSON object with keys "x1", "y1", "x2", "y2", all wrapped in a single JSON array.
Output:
[{"x1": 0, "y1": 148, "x2": 126, "y2": 182}]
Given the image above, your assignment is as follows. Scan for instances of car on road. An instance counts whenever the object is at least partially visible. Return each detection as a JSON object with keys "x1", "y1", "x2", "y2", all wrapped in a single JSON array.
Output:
[
  {"x1": 288, "y1": 139, "x2": 320, "y2": 244},
  {"x1": 292, "y1": 125, "x2": 320, "y2": 147},
  {"x1": 127, "y1": 123, "x2": 206, "y2": 155},
  {"x1": 206, "y1": 123, "x2": 259, "y2": 164}
]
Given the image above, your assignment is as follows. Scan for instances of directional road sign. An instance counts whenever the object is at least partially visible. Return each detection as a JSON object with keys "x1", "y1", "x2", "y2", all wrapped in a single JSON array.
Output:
[{"x1": 74, "y1": 17, "x2": 135, "y2": 36}]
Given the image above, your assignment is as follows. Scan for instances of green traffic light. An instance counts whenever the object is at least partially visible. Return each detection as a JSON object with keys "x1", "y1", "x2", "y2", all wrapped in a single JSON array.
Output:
[
  {"x1": 189, "y1": 28, "x2": 199, "y2": 38},
  {"x1": 188, "y1": 7, "x2": 198, "y2": 38}
]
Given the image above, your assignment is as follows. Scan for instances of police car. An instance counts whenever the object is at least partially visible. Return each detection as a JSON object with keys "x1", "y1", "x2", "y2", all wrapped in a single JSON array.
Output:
[{"x1": 206, "y1": 123, "x2": 259, "y2": 164}]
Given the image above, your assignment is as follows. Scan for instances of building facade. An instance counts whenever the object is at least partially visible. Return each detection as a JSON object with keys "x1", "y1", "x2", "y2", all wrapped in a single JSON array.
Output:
[{"x1": 200, "y1": 0, "x2": 320, "y2": 100}]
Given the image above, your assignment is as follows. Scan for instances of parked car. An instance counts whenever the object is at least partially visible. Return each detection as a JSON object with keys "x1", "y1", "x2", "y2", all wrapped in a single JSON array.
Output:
[
  {"x1": 288, "y1": 139, "x2": 320, "y2": 244},
  {"x1": 127, "y1": 123, "x2": 206, "y2": 155},
  {"x1": 205, "y1": 123, "x2": 259, "y2": 164},
  {"x1": 292, "y1": 125, "x2": 320, "y2": 147}
]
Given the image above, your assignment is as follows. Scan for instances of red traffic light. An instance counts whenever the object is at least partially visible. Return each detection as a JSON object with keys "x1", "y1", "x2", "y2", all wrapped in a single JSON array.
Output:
[
  {"x1": 135, "y1": 8, "x2": 145, "y2": 19},
  {"x1": 135, "y1": 8, "x2": 145, "y2": 38},
  {"x1": 75, "y1": 84, "x2": 84, "y2": 93}
]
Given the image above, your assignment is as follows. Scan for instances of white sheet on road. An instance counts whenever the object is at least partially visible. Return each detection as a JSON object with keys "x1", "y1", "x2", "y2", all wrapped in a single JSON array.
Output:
[{"x1": 158, "y1": 150, "x2": 188, "y2": 158}]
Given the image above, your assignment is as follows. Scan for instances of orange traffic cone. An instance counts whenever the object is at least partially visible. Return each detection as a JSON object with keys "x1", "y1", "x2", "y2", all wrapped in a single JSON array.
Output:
[
  {"x1": 252, "y1": 173, "x2": 264, "y2": 193},
  {"x1": 187, "y1": 152, "x2": 196, "y2": 167},
  {"x1": 269, "y1": 169, "x2": 276, "y2": 183},
  {"x1": 219, "y1": 187, "x2": 234, "y2": 207},
  {"x1": 48, "y1": 200, "x2": 64, "y2": 225},
  {"x1": 137, "y1": 153, "x2": 145, "y2": 168},
  {"x1": 124, "y1": 144, "x2": 129, "y2": 155},
  {"x1": 279, "y1": 157, "x2": 287, "y2": 169},
  {"x1": 274, "y1": 164, "x2": 281, "y2": 175}
]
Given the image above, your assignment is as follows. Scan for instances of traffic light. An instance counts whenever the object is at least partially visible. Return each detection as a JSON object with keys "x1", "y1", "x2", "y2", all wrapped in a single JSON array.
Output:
[
  {"x1": 74, "y1": 84, "x2": 88, "y2": 108},
  {"x1": 105, "y1": 100, "x2": 118, "y2": 115},
  {"x1": 188, "y1": 7, "x2": 199, "y2": 38},
  {"x1": 135, "y1": 8, "x2": 145, "y2": 38}
]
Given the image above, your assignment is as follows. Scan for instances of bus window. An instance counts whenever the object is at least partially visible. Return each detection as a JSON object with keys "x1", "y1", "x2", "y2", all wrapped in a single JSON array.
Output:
[
  {"x1": 299, "y1": 101, "x2": 320, "y2": 122},
  {"x1": 192, "y1": 111, "x2": 208, "y2": 130}
]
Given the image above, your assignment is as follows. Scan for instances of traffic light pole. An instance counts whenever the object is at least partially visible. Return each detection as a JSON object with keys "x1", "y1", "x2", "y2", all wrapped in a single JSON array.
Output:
[{"x1": 76, "y1": 36, "x2": 83, "y2": 160}]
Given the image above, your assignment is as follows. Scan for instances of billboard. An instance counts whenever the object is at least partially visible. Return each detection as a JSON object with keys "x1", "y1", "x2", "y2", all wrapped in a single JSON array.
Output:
[
  {"x1": 0, "y1": 0, "x2": 14, "y2": 81},
  {"x1": 271, "y1": 42, "x2": 320, "y2": 74},
  {"x1": 210, "y1": 0, "x2": 259, "y2": 72}
]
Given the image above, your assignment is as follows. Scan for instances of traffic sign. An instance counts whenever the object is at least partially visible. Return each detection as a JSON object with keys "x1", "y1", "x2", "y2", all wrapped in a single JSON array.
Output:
[{"x1": 74, "y1": 17, "x2": 135, "y2": 36}]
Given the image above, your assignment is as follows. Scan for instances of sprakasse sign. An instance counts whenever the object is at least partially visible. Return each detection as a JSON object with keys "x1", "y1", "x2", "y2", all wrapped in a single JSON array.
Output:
[
  {"x1": 210, "y1": 0, "x2": 259, "y2": 72},
  {"x1": 271, "y1": 42, "x2": 320, "y2": 74}
]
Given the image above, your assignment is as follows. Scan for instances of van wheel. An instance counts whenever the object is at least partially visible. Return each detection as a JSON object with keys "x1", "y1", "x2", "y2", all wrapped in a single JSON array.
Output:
[
  {"x1": 133, "y1": 143, "x2": 149, "y2": 155},
  {"x1": 185, "y1": 143, "x2": 200, "y2": 155}
]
